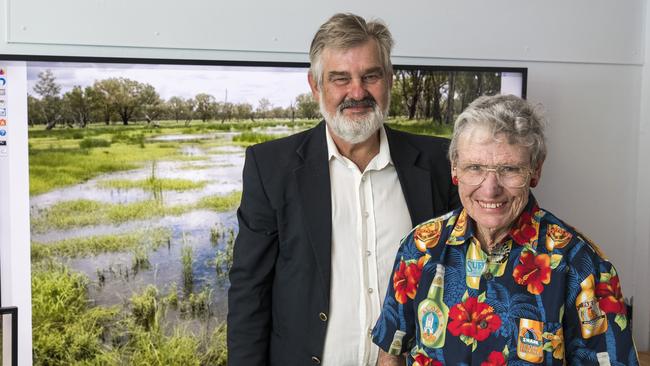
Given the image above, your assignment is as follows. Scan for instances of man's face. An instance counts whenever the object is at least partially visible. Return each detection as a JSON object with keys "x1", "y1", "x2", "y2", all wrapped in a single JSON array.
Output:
[{"x1": 309, "y1": 40, "x2": 392, "y2": 144}]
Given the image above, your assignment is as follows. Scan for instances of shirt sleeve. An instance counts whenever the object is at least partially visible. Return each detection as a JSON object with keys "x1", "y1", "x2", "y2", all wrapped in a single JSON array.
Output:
[
  {"x1": 564, "y1": 240, "x2": 639, "y2": 365},
  {"x1": 372, "y1": 231, "x2": 424, "y2": 355}
]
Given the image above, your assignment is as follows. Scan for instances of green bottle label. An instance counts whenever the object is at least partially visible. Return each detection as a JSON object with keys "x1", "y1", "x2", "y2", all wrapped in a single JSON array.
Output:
[{"x1": 418, "y1": 264, "x2": 448, "y2": 348}]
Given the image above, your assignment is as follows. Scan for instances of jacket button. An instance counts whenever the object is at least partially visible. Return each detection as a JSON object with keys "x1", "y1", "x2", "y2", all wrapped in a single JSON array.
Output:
[
  {"x1": 312, "y1": 356, "x2": 321, "y2": 364},
  {"x1": 319, "y1": 312, "x2": 328, "y2": 322}
]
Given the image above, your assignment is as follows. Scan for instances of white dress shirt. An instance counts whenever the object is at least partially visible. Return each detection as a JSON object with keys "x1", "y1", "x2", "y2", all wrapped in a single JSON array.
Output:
[{"x1": 321, "y1": 126, "x2": 412, "y2": 366}]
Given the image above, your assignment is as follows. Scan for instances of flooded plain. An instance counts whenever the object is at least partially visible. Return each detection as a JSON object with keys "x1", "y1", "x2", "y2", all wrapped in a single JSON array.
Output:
[{"x1": 30, "y1": 131, "x2": 252, "y2": 323}]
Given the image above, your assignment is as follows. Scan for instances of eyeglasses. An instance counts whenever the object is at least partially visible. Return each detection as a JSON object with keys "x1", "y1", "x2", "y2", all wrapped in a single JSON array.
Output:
[{"x1": 454, "y1": 163, "x2": 531, "y2": 188}]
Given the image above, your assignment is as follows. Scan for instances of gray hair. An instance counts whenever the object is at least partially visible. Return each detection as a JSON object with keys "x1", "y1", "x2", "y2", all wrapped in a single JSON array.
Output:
[
  {"x1": 448, "y1": 94, "x2": 547, "y2": 169},
  {"x1": 309, "y1": 13, "x2": 394, "y2": 88}
]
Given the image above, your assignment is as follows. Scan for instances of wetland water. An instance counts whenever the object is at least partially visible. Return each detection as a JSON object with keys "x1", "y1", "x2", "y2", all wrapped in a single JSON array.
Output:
[{"x1": 30, "y1": 130, "x2": 267, "y2": 324}]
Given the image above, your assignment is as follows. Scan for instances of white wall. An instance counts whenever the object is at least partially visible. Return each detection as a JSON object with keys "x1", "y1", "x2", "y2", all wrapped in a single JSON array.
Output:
[
  {"x1": 1, "y1": 0, "x2": 648, "y2": 357},
  {"x1": 634, "y1": 0, "x2": 650, "y2": 353}
]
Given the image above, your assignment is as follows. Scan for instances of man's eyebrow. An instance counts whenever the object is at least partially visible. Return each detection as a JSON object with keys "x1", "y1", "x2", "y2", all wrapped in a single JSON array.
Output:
[
  {"x1": 364, "y1": 67, "x2": 384, "y2": 74},
  {"x1": 327, "y1": 71, "x2": 350, "y2": 79}
]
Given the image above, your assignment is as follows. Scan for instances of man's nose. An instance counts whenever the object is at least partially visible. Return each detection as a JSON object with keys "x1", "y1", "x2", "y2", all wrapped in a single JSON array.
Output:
[{"x1": 347, "y1": 78, "x2": 368, "y2": 100}]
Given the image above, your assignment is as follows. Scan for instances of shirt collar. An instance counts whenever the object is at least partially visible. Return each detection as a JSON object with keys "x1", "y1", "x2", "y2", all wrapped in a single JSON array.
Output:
[
  {"x1": 325, "y1": 125, "x2": 393, "y2": 171},
  {"x1": 446, "y1": 193, "x2": 541, "y2": 247}
]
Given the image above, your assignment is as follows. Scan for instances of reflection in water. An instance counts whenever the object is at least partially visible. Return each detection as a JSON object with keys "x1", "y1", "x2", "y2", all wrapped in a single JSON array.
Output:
[
  {"x1": 30, "y1": 147, "x2": 245, "y2": 209},
  {"x1": 31, "y1": 136, "x2": 248, "y2": 325}
]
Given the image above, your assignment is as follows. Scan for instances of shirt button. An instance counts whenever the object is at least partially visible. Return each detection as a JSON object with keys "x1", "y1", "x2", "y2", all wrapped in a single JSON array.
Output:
[
  {"x1": 319, "y1": 312, "x2": 328, "y2": 322},
  {"x1": 312, "y1": 356, "x2": 321, "y2": 364},
  {"x1": 366, "y1": 250, "x2": 371, "y2": 257},
  {"x1": 483, "y1": 272, "x2": 494, "y2": 281},
  {"x1": 361, "y1": 176, "x2": 366, "y2": 182},
  {"x1": 363, "y1": 211, "x2": 369, "y2": 218},
  {"x1": 368, "y1": 288, "x2": 374, "y2": 293}
]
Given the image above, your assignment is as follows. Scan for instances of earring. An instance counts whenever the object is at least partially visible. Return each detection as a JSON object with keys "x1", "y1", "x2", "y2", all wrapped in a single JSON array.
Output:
[
  {"x1": 452, "y1": 176, "x2": 459, "y2": 185},
  {"x1": 530, "y1": 178, "x2": 538, "y2": 188}
]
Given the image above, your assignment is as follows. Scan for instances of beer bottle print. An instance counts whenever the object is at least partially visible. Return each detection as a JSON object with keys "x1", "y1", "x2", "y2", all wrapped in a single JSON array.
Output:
[
  {"x1": 576, "y1": 274, "x2": 607, "y2": 338},
  {"x1": 466, "y1": 238, "x2": 486, "y2": 289},
  {"x1": 418, "y1": 264, "x2": 449, "y2": 348}
]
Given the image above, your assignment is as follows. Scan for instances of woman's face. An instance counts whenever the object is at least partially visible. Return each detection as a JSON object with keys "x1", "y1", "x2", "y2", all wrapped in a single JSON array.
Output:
[{"x1": 453, "y1": 128, "x2": 542, "y2": 240}]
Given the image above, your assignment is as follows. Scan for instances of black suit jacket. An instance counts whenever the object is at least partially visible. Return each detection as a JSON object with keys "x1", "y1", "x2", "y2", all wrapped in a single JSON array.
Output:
[{"x1": 227, "y1": 122, "x2": 460, "y2": 365}]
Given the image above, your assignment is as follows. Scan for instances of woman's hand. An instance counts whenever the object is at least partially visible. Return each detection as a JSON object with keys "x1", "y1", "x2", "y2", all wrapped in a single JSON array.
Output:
[{"x1": 378, "y1": 349, "x2": 406, "y2": 366}]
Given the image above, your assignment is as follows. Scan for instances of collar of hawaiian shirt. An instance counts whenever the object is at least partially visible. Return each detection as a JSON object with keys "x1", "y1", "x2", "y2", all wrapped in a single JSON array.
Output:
[{"x1": 445, "y1": 193, "x2": 542, "y2": 250}]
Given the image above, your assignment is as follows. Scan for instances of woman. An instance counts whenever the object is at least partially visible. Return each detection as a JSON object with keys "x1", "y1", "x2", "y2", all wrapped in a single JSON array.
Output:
[{"x1": 372, "y1": 95, "x2": 638, "y2": 365}]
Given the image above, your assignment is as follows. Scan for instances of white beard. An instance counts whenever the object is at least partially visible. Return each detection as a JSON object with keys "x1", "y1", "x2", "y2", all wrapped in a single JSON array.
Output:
[{"x1": 320, "y1": 95, "x2": 387, "y2": 144}]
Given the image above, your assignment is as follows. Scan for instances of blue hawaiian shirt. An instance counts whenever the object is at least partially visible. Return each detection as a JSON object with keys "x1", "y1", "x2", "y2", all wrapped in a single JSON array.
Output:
[{"x1": 372, "y1": 195, "x2": 639, "y2": 365}]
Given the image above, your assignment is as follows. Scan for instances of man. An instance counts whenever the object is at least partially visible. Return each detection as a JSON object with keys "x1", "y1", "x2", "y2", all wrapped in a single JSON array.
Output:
[{"x1": 227, "y1": 13, "x2": 460, "y2": 366}]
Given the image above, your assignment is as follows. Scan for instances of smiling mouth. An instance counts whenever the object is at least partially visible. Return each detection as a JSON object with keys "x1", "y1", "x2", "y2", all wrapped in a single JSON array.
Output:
[{"x1": 478, "y1": 201, "x2": 505, "y2": 209}]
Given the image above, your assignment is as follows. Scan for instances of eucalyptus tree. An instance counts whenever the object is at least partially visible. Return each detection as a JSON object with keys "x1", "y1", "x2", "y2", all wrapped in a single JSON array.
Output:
[
  {"x1": 33, "y1": 70, "x2": 63, "y2": 130},
  {"x1": 139, "y1": 84, "x2": 165, "y2": 126},
  {"x1": 295, "y1": 93, "x2": 319, "y2": 119},
  {"x1": 63, "y1": 86, "x2": 94, "y2": 128},
  {"x1": 194, "y1": 93, "x2": 216, "y2": 122},
  {"x1": 168, "y1": 96, "x2": 186, "y2": 122},
  {"x1": 93, "y1": 78, "x2": 158, "y2": 125},
  {"x1": 395, "y1": 69, "x2": 425, "y2": 120}
]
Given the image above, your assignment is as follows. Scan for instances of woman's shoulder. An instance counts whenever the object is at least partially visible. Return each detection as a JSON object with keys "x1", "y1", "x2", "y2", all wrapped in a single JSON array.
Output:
[
  {"x1": 537, "y1": 207, "x2": 609, "y2": 261},
  {"x1": 401, "y1": 209, "x2": 461, "y2": 254}
]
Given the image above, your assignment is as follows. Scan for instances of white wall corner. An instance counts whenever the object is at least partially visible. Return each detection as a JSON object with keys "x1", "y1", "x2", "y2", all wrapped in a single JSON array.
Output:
[{"x1": 632, "y1": 0, "x2": 650, "y2": 352}]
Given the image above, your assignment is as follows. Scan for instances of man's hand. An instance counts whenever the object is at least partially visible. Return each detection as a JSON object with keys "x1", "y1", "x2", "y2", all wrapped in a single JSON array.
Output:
[{"x1": 378, "y1": 349, "x2": 406, "y2": 366}]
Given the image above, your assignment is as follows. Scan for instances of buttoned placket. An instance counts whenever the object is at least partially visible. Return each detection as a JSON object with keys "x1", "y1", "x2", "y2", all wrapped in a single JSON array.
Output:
[
  {"x1": 323, "y1": 126, "x2": 408, "y2": 366},
  {"x1": 359, "y1": 170, "x2": 379, "y2": 366}
]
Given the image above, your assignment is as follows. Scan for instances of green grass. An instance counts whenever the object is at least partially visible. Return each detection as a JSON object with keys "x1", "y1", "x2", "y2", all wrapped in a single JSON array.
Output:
[
  {"x1": 32, "y1": 191, "x2": 241, "y2": 232},
  {"x1": 181, "y1": 245, "x2": 194, "y2": 292},
  {"x1": 197, "y1": 191, "x2": 242, "y2": 212},
  {"x1": 79, "y1": 137, "x2": 112, "y2": 149},
  {"x1": 99, "y1": 177, "x2": 208, "y2": 191},
  {"x1": 232, "y1": 132, "x2": 284, "y2": 145},
  {"x1": 31, "y1": 262, "x2": 228, "y2": 365},
  {"x1": 31, "y1": 199, "x2": 186, "y2": 232},
  {"x1": 215, "y1": 228, "x2": 235, "y2": 280},
  {"x1": 130, "y1": 285, "x2": 160, "y2": 331},
  {"x1": 32, "y1": 262, "x2": 120, "y2": 365},
  {"x1": 29, "y1": 127, "x2": 210, "y2": 196},
  {"x1": 386, "y1": 118, "x2": 453, "y2": 138},
  {"x1": 179, "y1": 287, "x2": 212, "y2": 317},
  {"x1": 31, "y1": 228, "x2": 171, "y2": 261},
  {"x1": 29, "y1": 144, "x2": 182, "y2": 195}
]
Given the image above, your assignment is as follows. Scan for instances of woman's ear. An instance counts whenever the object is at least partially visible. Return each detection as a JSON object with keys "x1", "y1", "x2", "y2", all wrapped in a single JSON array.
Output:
[{"x1": 530, "y1": 160, "x2": 544, "y2": 188}]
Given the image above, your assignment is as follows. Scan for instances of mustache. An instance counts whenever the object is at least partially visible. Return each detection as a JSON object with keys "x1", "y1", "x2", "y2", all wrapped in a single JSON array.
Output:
[{"x1": 338, "y1": 97, "x2": 377, "y2": 111}]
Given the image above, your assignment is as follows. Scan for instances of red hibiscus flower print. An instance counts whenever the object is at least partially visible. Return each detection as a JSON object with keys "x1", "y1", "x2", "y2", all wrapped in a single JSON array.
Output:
[
  {"x1": 513, "y1": 251, "x2": 551, "y2": 295},
  {"x1": 413, "y1": 353, "x2": 442, "y2": 366},
  {"x1": 596, "y1": 275, "x2": 627, "y2": 315},
  {"x1": 393, "y1": 260, "x2": 422, "y2": 304},
  {"x1": 510, "y1": 210, "x2": 538, "y2": 245},
  {"x1": 481, "y1": 351, "x2": 506, "y2": 366},
  {"x1": 448, "y1": 297, "x2": 502, "y2": 342}
]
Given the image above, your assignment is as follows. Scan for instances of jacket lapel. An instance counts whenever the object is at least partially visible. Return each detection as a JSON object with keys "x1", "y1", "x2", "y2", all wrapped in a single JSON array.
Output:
[
  {"x1": 293, "y1": 122, "x2": 332, "y2": 295},
  {"x1": 385, "y1": 126, "x2": 434, "y2": 226}
]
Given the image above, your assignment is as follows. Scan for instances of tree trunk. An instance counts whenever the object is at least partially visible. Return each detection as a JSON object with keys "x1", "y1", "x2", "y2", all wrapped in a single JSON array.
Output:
[{"x1": 445, "y1": 72, "x2": 456, "y2": 124}]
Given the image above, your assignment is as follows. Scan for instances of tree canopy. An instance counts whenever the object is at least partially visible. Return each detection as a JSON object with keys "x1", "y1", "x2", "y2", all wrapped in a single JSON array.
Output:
[{"x1": 27, "y1": 68, "x2": 505, "y2": 128}]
